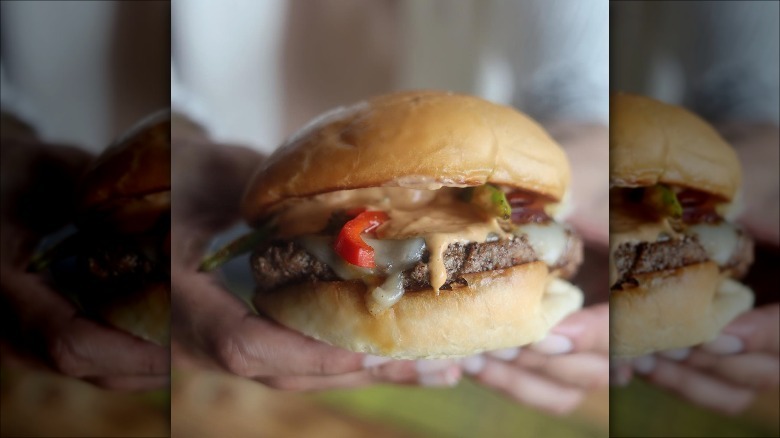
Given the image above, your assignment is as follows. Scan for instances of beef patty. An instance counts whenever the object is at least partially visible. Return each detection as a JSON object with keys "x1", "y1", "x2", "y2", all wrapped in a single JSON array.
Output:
[
  {"x1": 252, "y1": 231, "x2": 582, "y2": 293},
  {"x1": 612, "y1": 231, "x2": 753, "y2": 289},
  {"x1": 73, "y1": 234, "x2": 165, "y2": 294}
]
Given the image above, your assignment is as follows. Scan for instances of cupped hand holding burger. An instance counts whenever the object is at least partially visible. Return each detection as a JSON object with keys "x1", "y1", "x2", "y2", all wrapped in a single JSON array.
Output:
[
  {"x1": 170, "y1": 115, "x2": 461, "y2": 391},
  {"x1": 463, "y1": 303, "x2": 609, "y2": 415},
  {"x1": 0, "y1": 115, "x2": 169, "y2": 391},
  {"x1": 627, "y1": 304, "x2": 779, "y2": 414}
]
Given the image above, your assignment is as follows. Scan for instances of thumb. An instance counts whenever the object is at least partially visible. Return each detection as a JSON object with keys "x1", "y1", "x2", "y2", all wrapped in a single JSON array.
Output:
[{"x1": 703, "y1": 304, "x2": 779, "y2": 355}]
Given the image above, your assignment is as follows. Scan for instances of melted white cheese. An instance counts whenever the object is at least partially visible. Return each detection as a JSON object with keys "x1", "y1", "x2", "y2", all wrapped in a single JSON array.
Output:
[
  {"x1": 366, "y1": 272, "x2": 406, "y2": 316},
  {"x1": 365, "y1": 237, "x2": 426, "y2": 314},
  {"x1": 687, "y1": 222, "x2": 740, "y2": 266},
  {"x1": 514, "y1": 222, "x2": 568, "y2": 266},
  {"x1": 300, "y1": 236, "x2": 426, "y2": 315}
]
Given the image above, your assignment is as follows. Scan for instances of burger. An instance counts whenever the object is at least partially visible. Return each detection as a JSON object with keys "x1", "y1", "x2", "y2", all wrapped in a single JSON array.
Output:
[
  {"x1": 34, "y1": 111, "x2": 171, "y2": 346},
  {"x1": 609, "y1": 93, "x2": 754, "y2": 358},
  {"x1": 238, "y1": 91, "x2": 584, "y2": 359}
]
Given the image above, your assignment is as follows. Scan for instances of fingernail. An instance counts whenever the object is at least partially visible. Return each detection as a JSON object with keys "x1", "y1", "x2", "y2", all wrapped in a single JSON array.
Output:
[
  {"x1": 610, "y1": 366, "x2": 632, "y2": 387},
  {"x1": 633, "y1": 355, "x2": 656, "y2": 374},
  {"x1": 415, "y1": 359, "x2": 455, "y2": 374},
  {"x1": 530, "y1": 334, "x2": 574, "y2": 355},
  {"x1": 418, "y1": 366, "x2": 461, "y2": 388},
  {"x1": 702, "y1": 334, "x2": 744, "y2": 355},
  {"x1": 486, "y1": 348, "x2": 520, "y2": 361},
  {"x1": 460, "y1": 355, "x2": 486, "y2": 375},
  {"x1": 610, "y1": 359, "x2": 632, "y2": 386},
  {"x1": 660, "y1": 348, "x2": 690, "y2": 361},
  {"x1": 362, "y1": 354, "x2": 392, "y2": 369}
]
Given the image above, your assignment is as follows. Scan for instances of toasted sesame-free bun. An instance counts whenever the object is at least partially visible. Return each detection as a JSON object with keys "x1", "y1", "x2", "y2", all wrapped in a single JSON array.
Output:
[
  {"x1": 610, "y1": 93, "x2": 740, "y2": 200},
  {"x1": 610, "y1": 262, "x2": 753, "y2": 359},
  {"x1": 78, "y1": 111, "x2": 171, "y2": 233},
  {"x1": 243, "y1": 91, "x2": 570, "y2": 223},
  {"x1": 87, "y1": 282, "x2": 171, "y2": 347},
  {"x1": 254, "y1": 262, "x2": 583, "y2": 359}
]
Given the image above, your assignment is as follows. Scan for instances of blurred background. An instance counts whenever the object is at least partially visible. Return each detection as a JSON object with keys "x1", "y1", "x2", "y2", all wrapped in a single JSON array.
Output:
[
  {"x1": 611, "y1": 1, "x2": 779, "y2": 437},
  {"x1": 171, "y1": 0, "x2": 608, "y2": 153},
  {"x1": 0, "y1": 0, "x2": 169, "y2": 150}
]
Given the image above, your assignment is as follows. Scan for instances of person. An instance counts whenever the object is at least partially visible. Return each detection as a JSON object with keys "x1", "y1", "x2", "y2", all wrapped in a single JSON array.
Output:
[
  {"x1": 611, "y1": 1, "x2": 780, "y2": 414},
  {"x1": 171, "y1": 0, "x2": 609, "y2": 414}
]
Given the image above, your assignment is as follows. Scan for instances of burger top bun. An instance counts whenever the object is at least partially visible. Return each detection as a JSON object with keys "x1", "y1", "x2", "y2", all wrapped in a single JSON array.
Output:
[
  {"x1": 243, "y1": 91, "x2": 571, "y2": 223},
  {"x1": 77, "y1": 111, "x2": 171, "y2": 232},
  {"x1": 610, "y1": 93, "x2": 740, "y2": 200}
]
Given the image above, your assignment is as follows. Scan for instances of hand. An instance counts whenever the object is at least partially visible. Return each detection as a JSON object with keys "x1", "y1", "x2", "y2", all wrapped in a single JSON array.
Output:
[
  {"x1": 462, "y1": 304, "x2": 609, "y2": 415},
  {"x1": 170, "y1": 124, "x2": 461, "y2": 391},
  {"x1": 547, "y1": 123, "x2": 609, "y2": 248},
  {"x1": 0, "y1": 135, "x2": 169, "y2": 391},
  {"x1": 719, "y1": 122, "x2": 780, "y2": 246},
  {"x1": 629, "y1": 304, "x2": 779, "y2": 414}
]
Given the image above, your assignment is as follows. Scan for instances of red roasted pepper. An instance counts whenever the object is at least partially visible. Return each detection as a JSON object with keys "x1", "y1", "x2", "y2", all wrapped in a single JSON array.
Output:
[{"x1": 334, "y1": 210, "x2": 389, "y2": 268}]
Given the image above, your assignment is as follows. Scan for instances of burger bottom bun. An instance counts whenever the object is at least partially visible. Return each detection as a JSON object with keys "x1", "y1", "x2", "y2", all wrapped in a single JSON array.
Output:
[
  {"x1": 253, "y1": 261, "x2": 583, "y2": 359},
  {"x1": 610, "y1": 262, "x2": 753, "y2": 359},
  {"x1": 91, "y1": 282, "x2": 171, "y2": 347}
]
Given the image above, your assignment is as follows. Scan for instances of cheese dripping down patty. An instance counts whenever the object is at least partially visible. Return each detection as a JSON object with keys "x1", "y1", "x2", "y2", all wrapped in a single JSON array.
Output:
[{"x1": 280, "y1": 187, "x2": 569, "y2": 315}]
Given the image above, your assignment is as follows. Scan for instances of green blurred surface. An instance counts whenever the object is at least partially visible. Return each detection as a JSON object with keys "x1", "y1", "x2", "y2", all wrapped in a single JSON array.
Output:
[
  {"x1": 610, "y1": 380, "x2": 778, "y2": 438},
  {"x1": 310, "y1": 378, "x2": 606, "y2": 438}
]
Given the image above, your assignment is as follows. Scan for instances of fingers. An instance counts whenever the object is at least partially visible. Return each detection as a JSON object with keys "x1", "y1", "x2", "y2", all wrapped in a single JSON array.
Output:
[
  {"x1": 457, "y1": 304, "x2": 608, "y2": 414},
  {"x1": 710, "y1": 354, "x2": 780, "y2": 389},
  {"x1": 212, "y1": 314, "x2": 365, "y2": 378},
  {"x1": 703, "y1": 304, "x2": 780, "y2": 355},
  {"x1": 177, "y1": 271, "x2": 370, "y2": 379},
  {"x1": 470, "y1": 356, "x2": 585, "y2": 416},
  {"x1": 514, "y1": 350, "x2": 609, "y2": 390},
  {"x1": 260, "y1": 360, "x2": 461, "y2": 392},
  {"x1": 610, "y1": 360, "x2": 633, "y2": 387},
  {"x1": 677, "y1": 349, "x2": 780, "y2": 390},
  {"x1": 637, "y1": 357, "x2": 756, "y2": 415},
  {"x1": 46, "y1": 316, "x2": 170, "y2": 378},
  {"x1": 530, "y1": 303, "x2": 609, "y2": 355},
  {"x1": 4, "y1": 272, "x2": 169, "y2": 379}
]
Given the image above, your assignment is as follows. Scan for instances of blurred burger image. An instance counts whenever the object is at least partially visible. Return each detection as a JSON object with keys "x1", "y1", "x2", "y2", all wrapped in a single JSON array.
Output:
[
  {"x1": 214, "y1": 91, "x2": 584, "y2": 359},
  {"x1": 33, "y1": 111, "x2": 171, "y2": 346},
  {"x1": 609, "y1": 93, "x2": 754, "y2": 358}
]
